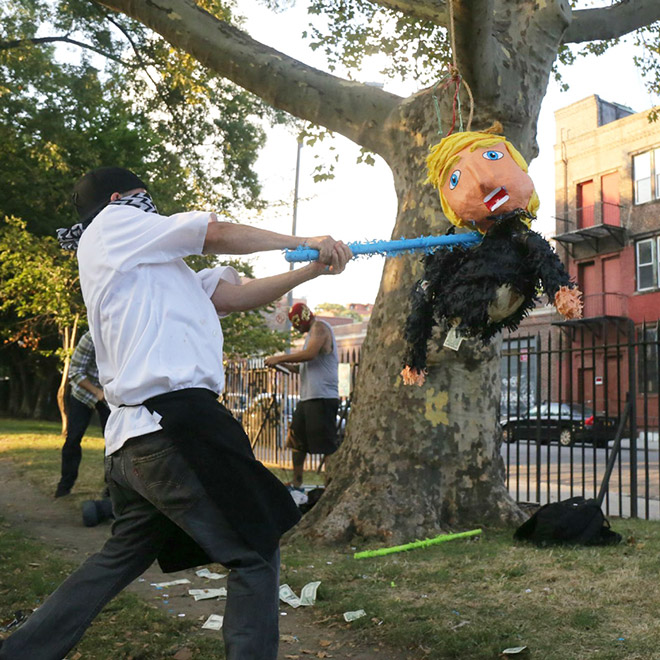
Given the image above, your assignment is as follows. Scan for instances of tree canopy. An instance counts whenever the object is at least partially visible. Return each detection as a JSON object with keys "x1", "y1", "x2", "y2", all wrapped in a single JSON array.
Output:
[{"x1": 0, "y1": 0, "x2": 289, "y2": 418}]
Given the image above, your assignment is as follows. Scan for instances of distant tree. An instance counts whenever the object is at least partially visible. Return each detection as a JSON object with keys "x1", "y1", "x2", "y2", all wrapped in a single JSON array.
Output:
[
  {"x1": 315, "y1": 302, "x2": 362, "y2": 322},
  {"x1": 0, "y1": 0, "x2": 285, "y2": 420},
  {"x1": 0, "y1": 217, "x2": 82, "y2": 428},
  {"x1": 0, "y1": 0, "x2": 274, "y2": 236}
]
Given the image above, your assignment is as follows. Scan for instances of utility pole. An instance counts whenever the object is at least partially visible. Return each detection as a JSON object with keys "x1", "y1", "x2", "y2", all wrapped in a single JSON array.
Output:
[{"x1": 285, "y1": 138, "x2": 302, "y2": 349}]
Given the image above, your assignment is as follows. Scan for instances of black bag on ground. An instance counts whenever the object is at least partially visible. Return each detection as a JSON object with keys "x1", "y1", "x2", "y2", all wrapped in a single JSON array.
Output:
[{"x1": 514, "y1": 496, "x2": 622, "y2": 547}]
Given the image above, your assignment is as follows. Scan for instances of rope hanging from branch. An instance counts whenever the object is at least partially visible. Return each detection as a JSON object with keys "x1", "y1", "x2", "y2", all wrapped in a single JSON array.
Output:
[{"x1": 431, "y1": 0, "x2": 474, "y2": 136}]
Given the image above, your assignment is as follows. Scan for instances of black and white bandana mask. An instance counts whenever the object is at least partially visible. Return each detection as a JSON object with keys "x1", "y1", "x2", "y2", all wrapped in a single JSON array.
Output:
[{"x1": 57, "y1": 192, "x2": 158, "y2": 250}]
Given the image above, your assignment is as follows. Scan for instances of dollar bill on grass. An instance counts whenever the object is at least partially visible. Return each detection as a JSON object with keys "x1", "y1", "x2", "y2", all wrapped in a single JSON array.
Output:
[
  {"x1": 196, "y1": 568, "x2": 226, "y2": 580},
  {"x1": 150, "y1": 579, "x2": 191, "y2": 588},
  {"x1": 343, "y1": 609, "x2": 367, "y2": 622},
  {"x1": 201, "y1": 614, "x2": 224, "y2": 630},
  {"x1": 188, "y1": 588, "x2": 228, "y2": 601},
  {"x1": 279, "y1": 584, "x2": 302, "y2": 608},
  {"x1": 299, "y1": 581, "x2": 321, "y2": 606}
]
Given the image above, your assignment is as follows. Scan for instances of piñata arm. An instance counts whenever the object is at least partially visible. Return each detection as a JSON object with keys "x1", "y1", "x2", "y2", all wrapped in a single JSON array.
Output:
[
  {"x1": 401, "y1": 277, "x2": 435, "y2": 386},
  {"x1": 524, "y1": 231, "x2": 583, "y2": 319}
]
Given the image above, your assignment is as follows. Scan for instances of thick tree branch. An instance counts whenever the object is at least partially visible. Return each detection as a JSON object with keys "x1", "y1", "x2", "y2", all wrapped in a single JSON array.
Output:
[
  {"x1": 451, "y1": 0, "x2": 495, "y2": 102},
  {"x1": 374, "y1": 0, "x2": 447, "y2": 24},
  {"x1": 563, "y1": 0, "x2": 660, "y2": 44},
  {"x1": 0, "y1": 35, "x2": 126, "y2": 64},
  {"x1": 96, "y1": 0, "x2": 402, "y2": 157}
]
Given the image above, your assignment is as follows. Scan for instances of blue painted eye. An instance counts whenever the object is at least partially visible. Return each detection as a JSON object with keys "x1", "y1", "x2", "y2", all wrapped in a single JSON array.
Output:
[
  {"x1": 449, "y1": 170, "x2": 461, "y2": 189},
  {"x1": 483, "y1": 150, "x2": 504, "y2": 161}
]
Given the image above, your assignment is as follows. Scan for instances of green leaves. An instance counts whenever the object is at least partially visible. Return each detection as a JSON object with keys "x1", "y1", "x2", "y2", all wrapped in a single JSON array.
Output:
[
  {"x1": 0, "y1": 216, "x2": 83, "y2": 353},
  {"x1": 0, "y1": 0, "x2": 272, "y2": 230},
  {"x1": 305, "y1": 0, "x2": 450, "y2": 84}
]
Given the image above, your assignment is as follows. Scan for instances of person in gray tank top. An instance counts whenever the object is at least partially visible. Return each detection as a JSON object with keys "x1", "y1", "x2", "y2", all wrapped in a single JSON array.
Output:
[{"x1": 265, "y1": 303, "x2": 340, "y2": 488}]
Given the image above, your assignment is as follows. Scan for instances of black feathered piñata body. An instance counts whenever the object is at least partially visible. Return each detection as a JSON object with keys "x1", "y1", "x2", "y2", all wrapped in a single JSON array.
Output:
[{"x1": 403, "y1": 212, "x2": 576, "y2": 378}]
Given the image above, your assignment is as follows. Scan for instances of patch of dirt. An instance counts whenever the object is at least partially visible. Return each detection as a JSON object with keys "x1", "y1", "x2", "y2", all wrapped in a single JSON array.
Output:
[{"x1": 0, "y1": 457, "x2": 412, "y2": 659}]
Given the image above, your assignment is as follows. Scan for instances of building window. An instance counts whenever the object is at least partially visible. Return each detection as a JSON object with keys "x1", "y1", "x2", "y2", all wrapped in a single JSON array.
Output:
[
  {"x1": 577, "y1": 180, "x2": 594, "y2": 228},
  {"x1": 638, "y1": 326, "x2": 659, "y2": 395},
  {"x1": 634, "y1": 151, "x2": 652, "y2": 204},
  {"x1": 636, "y1": 238, "x2": 659, "y2": 291}
]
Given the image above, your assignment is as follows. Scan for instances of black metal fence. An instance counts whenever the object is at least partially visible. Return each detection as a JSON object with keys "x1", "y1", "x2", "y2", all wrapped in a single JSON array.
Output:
[
  {"x1": 224, "y1": 323, "x2": 660, "y2": 518},
  {"x1": 501, "y1": 321, "x2": 660, "y2": 519},
  {"x1": 222, "y1": 358, "x2": 357, "y2": 477}
]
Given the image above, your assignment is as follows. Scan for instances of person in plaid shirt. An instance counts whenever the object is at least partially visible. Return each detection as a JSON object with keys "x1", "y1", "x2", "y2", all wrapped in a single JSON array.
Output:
[{"x1": 55, "y1": 330, "x2": 110, "y2": 498}]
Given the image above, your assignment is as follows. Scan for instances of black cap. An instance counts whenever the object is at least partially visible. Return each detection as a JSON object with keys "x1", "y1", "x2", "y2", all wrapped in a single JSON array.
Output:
[{"x1": 72, "y1": 167, "x2": 147, "y2": 224}]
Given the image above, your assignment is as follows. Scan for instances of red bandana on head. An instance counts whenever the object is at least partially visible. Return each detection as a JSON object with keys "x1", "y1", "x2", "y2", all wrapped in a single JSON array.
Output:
[{"x1": 288, "y1": 303, "x2": 313, "y2": 332}]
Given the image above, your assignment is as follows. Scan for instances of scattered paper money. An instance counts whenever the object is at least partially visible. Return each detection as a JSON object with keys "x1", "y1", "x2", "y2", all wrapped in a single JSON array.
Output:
[
  {"x1": 150, "y1": 579, "x2": 191, "y2": 588},
  {"x1": 202, "y1": 614, "x2": 224, "y2": 630},
  {"x1": 279, "y1": 584, "x2": 302, "y2": 608},
  {"x1": 299, "y1": 581, "x2": 321, "y2": 606},
  {"x1": 343, "y1": 609, "x2": 367, "y2": 622},
  {"x1": 501, "y1": 647, "x2": 528, "y2": 655},
  {"x1": 196, "y1": 568, "x2": 226, "y2": 580},
  {"x1": 189, "y1": 588, "x2": 228, "y2": 601}
]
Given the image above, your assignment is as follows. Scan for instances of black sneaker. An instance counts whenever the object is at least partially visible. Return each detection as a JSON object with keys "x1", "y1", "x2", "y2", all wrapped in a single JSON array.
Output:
[
  {"x1": 81, "y1": 499, "x2": 114, "y2": 527},
  {"x1": 54, "y1": 484, "x2": 71, "y2": 498}
]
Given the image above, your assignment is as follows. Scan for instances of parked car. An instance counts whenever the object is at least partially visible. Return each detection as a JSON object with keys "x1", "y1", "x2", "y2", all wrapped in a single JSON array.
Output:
[{"x1": 501, "y1": 402, "x2": 619, "y2": 447}]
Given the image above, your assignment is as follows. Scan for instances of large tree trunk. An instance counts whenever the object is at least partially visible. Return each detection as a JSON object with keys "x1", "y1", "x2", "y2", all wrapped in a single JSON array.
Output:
[
  {"x1": 293, "y1": 90, "x2": 534, "y2": 543},
  {"x1": 294, "y1": 3, "x2": 575, "y2": 542}
]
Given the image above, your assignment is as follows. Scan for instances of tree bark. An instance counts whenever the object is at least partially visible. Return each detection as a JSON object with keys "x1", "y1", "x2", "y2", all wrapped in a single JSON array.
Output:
[
  {"x1": 93, "y1": 0, "x2": 645, "y2": 542},
  {"x1": 563, "y1": 0, "x2": 660, "y2": 44},
  {"x1": 17, "y1": 360, "x2": 33, "y2": 418}
]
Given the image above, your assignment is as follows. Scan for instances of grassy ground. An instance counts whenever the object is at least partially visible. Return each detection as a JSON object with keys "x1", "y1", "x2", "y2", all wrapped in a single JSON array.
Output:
[
  {"x1": 0, "y1": 418, "x2": 107, "y2": 508},
  {"x1": 0, "y1": 519, "x2": 226, "y2": 658},
  {"x1": 3, "y1": 418, "x2": 660, "y2": 659}
]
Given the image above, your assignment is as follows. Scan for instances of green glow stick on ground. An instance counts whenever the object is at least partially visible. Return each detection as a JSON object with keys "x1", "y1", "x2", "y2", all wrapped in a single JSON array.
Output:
[{"x1": 353, "y1": 529, "x2": 482, "y2": 559}]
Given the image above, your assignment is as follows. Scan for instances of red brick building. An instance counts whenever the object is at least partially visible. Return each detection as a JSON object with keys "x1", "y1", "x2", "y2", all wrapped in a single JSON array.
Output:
[{"x1": 505, "y1": 96, "x2": 660, "y2": 425}]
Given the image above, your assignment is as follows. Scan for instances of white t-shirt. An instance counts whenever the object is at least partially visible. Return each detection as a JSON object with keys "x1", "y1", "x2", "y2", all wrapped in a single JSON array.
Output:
[{"x1": 77, "y1": 204, "x2": 240, "y2": 455}]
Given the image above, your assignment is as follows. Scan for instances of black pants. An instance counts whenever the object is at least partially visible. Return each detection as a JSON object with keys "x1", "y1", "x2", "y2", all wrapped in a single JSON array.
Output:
[
  {"x1": 0, "y1": 430, "x2": 280, "y2": 660},
  {"x1": 58, "y1": 395, "x2": 110, "y2": 492}
]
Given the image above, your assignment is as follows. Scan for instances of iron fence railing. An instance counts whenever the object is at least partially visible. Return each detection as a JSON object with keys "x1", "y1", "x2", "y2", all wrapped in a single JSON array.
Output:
[
  {"x1": 224, "y1": 323, "x2": 660, "y2": 518},
  {"x1": 501, "y1": 321, "x2": 660, "y2": 519},
  {"x1": 222, "y1": 359, "x2": 357, "y2": 478}
]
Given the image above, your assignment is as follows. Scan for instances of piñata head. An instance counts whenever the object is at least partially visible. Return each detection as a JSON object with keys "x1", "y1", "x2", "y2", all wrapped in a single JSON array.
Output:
[{"x1": 426, "y1": 129, "x2": 539, "y2": 233}]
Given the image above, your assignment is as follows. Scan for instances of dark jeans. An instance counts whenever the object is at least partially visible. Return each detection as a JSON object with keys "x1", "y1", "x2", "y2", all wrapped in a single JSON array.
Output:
[
  {"x1": 0, "y1": 431, "x2": 280, "y2": 660},
  {"x1": 58, "y1": 395, "x2": 110, "y2": 492}
]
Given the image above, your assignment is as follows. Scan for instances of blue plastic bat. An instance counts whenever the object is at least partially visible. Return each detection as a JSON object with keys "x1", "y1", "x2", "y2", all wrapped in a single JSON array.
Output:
[{"x1": 284, "y1": 232, "x2": 482, "y2": 262}]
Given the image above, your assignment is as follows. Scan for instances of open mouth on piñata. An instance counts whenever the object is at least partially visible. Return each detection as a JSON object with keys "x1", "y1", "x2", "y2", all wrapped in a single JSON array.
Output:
[{"x1": 484, "y1": 186, "x2": 509, "y2": 212}]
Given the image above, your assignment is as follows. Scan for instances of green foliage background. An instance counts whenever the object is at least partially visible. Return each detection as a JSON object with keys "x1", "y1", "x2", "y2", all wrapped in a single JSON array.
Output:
[{"x1": 0, "y1": 0, "x2": 288, "y2": 417}]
